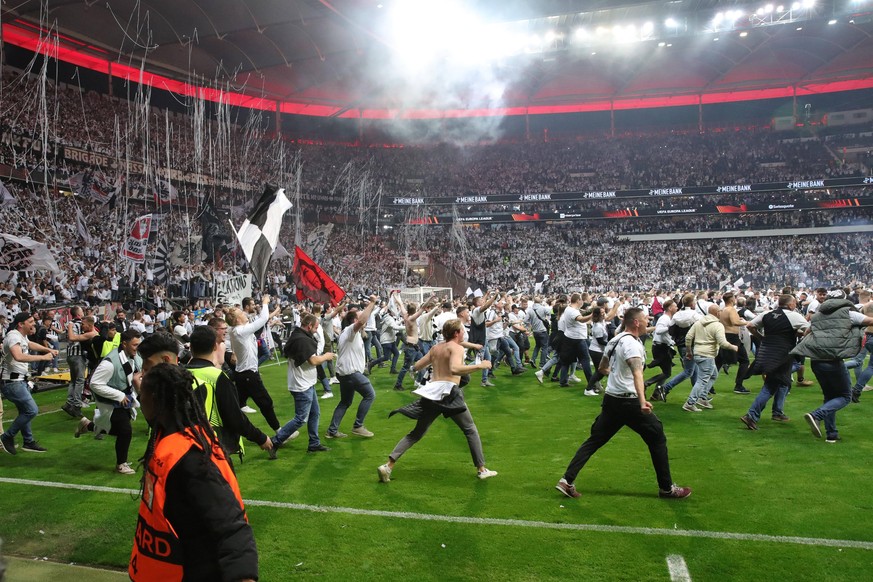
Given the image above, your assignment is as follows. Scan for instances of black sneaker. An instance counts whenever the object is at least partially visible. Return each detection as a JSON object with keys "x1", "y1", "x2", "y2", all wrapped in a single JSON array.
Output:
[
  {"x1": 733, "y1": 386, "x2": 751, "y2": 394},
  {"x1": 268, "y1": 438, "x2": 279, "y2": 460},
  {"x1": 826, "y1": 434, "x2": 841, "y2": 444},
  {"x1": 21, "y1": 441, "x2": 47, "y2": 453},
  {"x1": 851, "y1": 391, "x2": 861, "y2": 404},
  {"x1": 511, "y1": 367, "x2": 526, "y2": 376},
  {"x1": 651, "y1": 385, "x2": 666, "y2": 402},
  {"x1": 307, "y1": 444, "x2": 331, "y2": 453},
  {"x1": 0, "y1": 433, "x2": 16, "y2": 455},
  {"x1": 61, "y1": 403, "x2": 82, "y2": 419}
]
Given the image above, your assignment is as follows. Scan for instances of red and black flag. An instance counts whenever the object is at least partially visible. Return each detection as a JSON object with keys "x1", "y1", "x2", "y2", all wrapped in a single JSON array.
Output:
[{"x1": 292, "y1": 245, "x2": 345, "y2": 306}]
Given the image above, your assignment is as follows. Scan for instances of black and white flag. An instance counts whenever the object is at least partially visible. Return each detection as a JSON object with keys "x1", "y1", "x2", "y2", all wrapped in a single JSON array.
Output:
[{"x1": 233, "y1": 184, "x2": 293, "y2": 286}]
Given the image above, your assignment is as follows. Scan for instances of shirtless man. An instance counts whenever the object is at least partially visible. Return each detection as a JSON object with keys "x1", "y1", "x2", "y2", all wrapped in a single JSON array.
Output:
[
  {"x1": 377, "y1": 318, "x2": 497, "y2": 482},
  {"x1": 392, "y1": 292, "x2": 436, "y2": 391},
  {"x1": 717, "y1": 292, "x2": 751, "y2": 394}
]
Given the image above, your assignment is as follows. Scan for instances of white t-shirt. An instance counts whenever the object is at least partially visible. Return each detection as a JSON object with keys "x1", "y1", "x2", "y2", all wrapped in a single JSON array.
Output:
[
  {"x1": 562, "y1": 306, "x2": 586, "y2": 340},
  {"x1": 605, "y1": 333, "x2": 646, "y2": 398},
  {"x1": 2, "y1": 330, "x2": 30, "y2": 379},
  {"x1": 336, "y1": 325, "x2": 366, "y2": 375},
  {"x1": 288, "y1": 353, "x2": 317, "y2": 392},
  {"x1": 589, "y1": 321, "x2": 608, "y2": 354}
]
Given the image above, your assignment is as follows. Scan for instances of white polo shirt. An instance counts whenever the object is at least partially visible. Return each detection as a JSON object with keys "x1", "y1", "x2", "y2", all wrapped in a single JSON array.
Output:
[{"x1": 605, "y1": 333, "x2": 645, "y2": 398}]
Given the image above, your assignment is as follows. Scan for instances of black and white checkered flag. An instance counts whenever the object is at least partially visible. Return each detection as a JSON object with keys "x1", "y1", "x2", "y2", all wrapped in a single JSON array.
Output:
[{"x1": 233, "y1": 184, "x2": 293, "y2": 286}]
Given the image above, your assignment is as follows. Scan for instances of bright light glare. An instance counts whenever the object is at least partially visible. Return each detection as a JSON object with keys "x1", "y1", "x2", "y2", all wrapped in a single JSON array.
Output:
[
  {"x1": 713, "y1": 12, "x2": 724, "y2": 24},
  {"x1": 791, "y1": 2, "x2": 800, "y2": 9},
  {"x1": 665, "y1": 17, "x2": 678, "y2": 27},
  {"x1": 802, "y1": 0, "x2": 815, "y2": 7},
  {"x1": 828, "y1": 18, "x2": 837, "y2": 24},
  {"x1": 740, "y1": 31, "x2": 749, "y2": 37},
  {"x1": 777, "y1": 5, "x2": 784, "y2": 11},
  {"x1": 765, "y1": 4, "x2": 774, "y2": 13},
  {"x1": 641, "y1": 21, "x2": 654, "y2": 35}
]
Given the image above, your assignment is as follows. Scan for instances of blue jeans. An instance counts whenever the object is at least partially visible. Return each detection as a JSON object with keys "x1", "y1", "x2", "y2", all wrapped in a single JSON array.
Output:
[
  {"x1": 747, "y1": 379, "x2": 790, "y2": 422},
  {"x1": 532, "y1": 331, "x2": 550, "y2": 367},
  {"x1": 395, "y1": 344, "x2": 422, "y2": 387},
  {"x1": 329, "y1": 372, "x2": 375, "y2": 432},
  {"x1": 67, "y1": 355, "x2": 87, "y2": 408},
  {"x1": 689, "y1": 357, "x2": 718, "y2": 404},
  {"x1": 364, "y1": 331, "x2": 383, "y2": 362},
  {"x1": 810, "y1": 360, "x2": 852, "y2": 438},
  {"x1": 419, "y1": 340, "x2": 433, "y2": 356},
  {"x1": 663, "y1": 346, "x2": 698, "y2": 393},
  {"x1": 478, "y1": 345, "x2": 492, "y2": 382},
  {"x1": 275, "y1": 386, "x2": 320, "y2": 448},
  {"x1": 1, "y1": 380, "x2": 39, "y2": 443},
  {"x1": 851, "y1": 340, "x2": 873, "y2": 392}
]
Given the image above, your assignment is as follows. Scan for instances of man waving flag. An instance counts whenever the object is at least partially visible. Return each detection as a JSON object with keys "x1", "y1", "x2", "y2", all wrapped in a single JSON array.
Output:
[{"x1": 233, "y1": 184, "x2": 293, "y2": 286}]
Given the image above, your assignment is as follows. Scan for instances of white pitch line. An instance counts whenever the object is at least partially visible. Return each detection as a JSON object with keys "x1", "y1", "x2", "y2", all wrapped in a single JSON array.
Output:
[
  {"x1": 2, "y1": 476, "x2": 873, "y2": 551},
  {"x1": 666, "y1": 555, "x2": 692, "y2": 582}
]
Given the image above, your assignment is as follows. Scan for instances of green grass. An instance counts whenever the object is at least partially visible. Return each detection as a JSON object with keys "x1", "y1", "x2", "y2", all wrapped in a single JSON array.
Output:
[{"x1": 2, "y1": 354, "x2": 873, "y2": 581}]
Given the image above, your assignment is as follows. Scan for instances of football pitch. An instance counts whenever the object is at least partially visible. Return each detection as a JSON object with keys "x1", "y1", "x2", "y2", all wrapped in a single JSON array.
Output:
[{"x1": 2, "y1": 355, "x2": 873, "y2": 581}]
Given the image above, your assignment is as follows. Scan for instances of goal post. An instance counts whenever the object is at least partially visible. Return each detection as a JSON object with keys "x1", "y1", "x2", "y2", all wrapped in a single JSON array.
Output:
[{"x1": 398, "y1": 286, "x2": 453, "y2": 305}]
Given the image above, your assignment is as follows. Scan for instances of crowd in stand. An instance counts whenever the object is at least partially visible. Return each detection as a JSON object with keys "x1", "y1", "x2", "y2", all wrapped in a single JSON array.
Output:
[{"x1": 1, "y1": 67, "x2": 871, "y2": 307}]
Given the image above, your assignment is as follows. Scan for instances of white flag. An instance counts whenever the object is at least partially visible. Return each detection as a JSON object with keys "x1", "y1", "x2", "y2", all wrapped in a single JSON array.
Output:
[
  {"x1": 0, "y1": 180, "x2": 15, "y2": 207},
  {"x1": 120, "y1": 214, "x2": 153, "y2": 263},
  {"x1": 0, "y1": 233, "x2": 60, "y2": 272},
  {"x1": 233, "y1": 185, "x2": 293, "y2": 286},
  {"x1": 734, "y1": 277, "x2": 746, "y2": 287}
]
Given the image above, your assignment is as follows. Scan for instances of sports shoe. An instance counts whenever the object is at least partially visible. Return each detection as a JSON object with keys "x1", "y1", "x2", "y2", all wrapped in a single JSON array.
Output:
[
  {"x1": 52, "y1": 367, "x2": 59, "y2": 373},
  {"x1": 351, "y1": 426, "x2": 374, "y2": 438},
  {"x1": 116, "y1": 462, "x2": 135, "y2": 475},
  {"x1": 863, "y1": 385, "x2": 873, "y2": 392},
  {"x1": 377, "y1": 463, "x2": 392, "y2": 483},
  {"x1": 555, "y1": 478, "x2": 581, "y2": 498},
  {"x1": 796, "y1": 379, "x2": 814, "y2": 387},
  {"x1": 482, "y1": 379, "x2": 495, "y2": 387},
  {"x1": 393, "y1": 385, "x2": 405, "y2": 391},
  {"x1": 682, "y1": 402, "x2": 701, "y2": 412},
  {"x1": 740, "y1": 414, "x2": 758, "y2": 430},
  {"x1": 695, "y1": 398, "x2": 713, "y2": 409},
  {"x1": 21, "y1": 441, "x2": 47, "y2": 453},
  {"x1": 825, "y1": 434, "x2": 841, "y2": 444},
  {"x1": 283, "y1": 430, "x2": 300, "y2": 443},
  {"x1": 534, "y1": 370, "x2": 544, "y2": 384},
  {"x1": 307, "y1": 444, "x2": 331, "y2": 453},
  {"x1": 651, "y1": 385, "x2": 666, "y2": 402},
  {"x1": 329, "y1": 377, "x2": 339, "y2": 385},
  {"x1": 511, "y1": 367, "x2": 526, "y2": 376},
  {"x1": 804, "y1": 413, "x2": 822, "y2": 438},
  {"x1": 733, "y1": 386, "x2": 751, "y2": 394},
  {"x1": 240, "y1": 405, "x2": 257, "y2": 414},
  {"x1": 568, "y1": 375, "x2": 582, "y2": 384},
  {"x1": 477, "y1": 468, "x2": 498, "y2": 479},
  {"x1": 268, "y1": 438, "x2": 279, "y2": 460},
  {"x1": 659, "y1": 485, "x2": 692, "y2": 499},
  {"x1": 325, "y1": 431, "x2": 348, "y2": 439},
  {"x1": 0, "y1": 434, "x2": 15, "y2": 455},
  {"x1": 321, "y1": 391, "x2": 334, "y2": 400},
  {"x1": 721, "y1": 363, "x2": 730, "y2": 374},
  {"x1": 771, "y1": 413, "x2": 790, "y2": 422},
  {"x1": 583, "y1": 389, "x2": 599, "y2": 397},
  {"x1": 61, "y1": 402, "x2": 82, "y2": 418},
  {"x1": 75, "y1": 417, "x2": 92, "y2": 438},
  {"x1": 851, "y1": 391, "x2": 861, "y2": 404}
]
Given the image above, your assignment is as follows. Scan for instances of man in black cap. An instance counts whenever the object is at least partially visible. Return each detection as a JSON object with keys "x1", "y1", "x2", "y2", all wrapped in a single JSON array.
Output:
[{"x1": 1, "y1": 313, "x2": 57, "y2": 454}]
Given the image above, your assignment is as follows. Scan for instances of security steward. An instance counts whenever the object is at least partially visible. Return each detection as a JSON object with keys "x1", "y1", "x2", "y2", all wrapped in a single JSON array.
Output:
[{"x1": 185, "y1": 326, "x2": 273, "y2": 461}]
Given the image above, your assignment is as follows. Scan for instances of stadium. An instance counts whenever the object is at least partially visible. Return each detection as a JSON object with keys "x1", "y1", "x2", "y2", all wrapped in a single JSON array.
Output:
[{"x1": 1, "y1": 0, "x2": 873, "y2": 580}]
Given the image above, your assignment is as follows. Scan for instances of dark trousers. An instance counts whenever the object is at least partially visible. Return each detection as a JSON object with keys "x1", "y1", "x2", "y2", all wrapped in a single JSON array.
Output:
[
  {"x1": 646, "y1": 343, "x2": 674, "y2": 387},
  {"x1": 234, "y1": 370, "x2": 280, "y2": 430},
  {"x1": 563, "y1": 395, "x2": 673, "y2": 491},
  {"x1": 108, "y1": 408, "x2": 133, "y2": 465},
  {"x1": 716, "y1": 333, "x2": 750, "y2": 389}
]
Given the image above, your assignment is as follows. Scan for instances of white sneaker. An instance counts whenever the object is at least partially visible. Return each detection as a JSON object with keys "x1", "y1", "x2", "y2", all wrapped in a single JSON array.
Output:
[
  {"x1": 52, "y1": 367, "x2": 59, "y2": 373},
  {"x1": 329, "y1": 377, "x2": 340, "y2": 385},
  {"x1": 352, "y1": 426, "x2": 374, "y2": 438},
  {"x1": 682, "y1": 402, "x2": 702, "y2": 412},
  {"x1": 477, "y1": 468, "x2": 498, "y2": 480},
  {"x1": 240, "y1": 406, "x2": 257, "y2": 414},
  {"x1": 696, "y1": 398, "x2": 713, "y2": 409},
  {"x1": 321, "y1": 392, "x2": 334, "y2": 400},
  {"x1": 583, "y1": 389, "x2": 599, "y2": 397},
  {"x1": 116, "y1": 462, "x2": 135, "y2": 475},
  {"x1": 534, "y1": 370, "x2": 544, "y2": 384},
  {"x1": 377, "y1": 463, "x2": 392, "y2": 483},
  {"x1": 568, "y1": 375, "x2": 582, "y2": 384}
]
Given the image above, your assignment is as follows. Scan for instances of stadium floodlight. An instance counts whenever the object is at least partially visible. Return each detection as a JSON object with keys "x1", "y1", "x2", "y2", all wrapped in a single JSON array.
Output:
[
  {"x1": 575, "y1": 27, "x2": 587, "y2": 39},
  {"x1": 740, "y1": 31, "x2": 749, "y2": 36},
  {"x1": 641, "y1": 21, "x2": 654, "y2": 36},
  {"x1": 796, "y1": 26, "x2": 803, "y2": 30},
  {"x1": 544, "y1": 30, "x2": 556, "y2": 42},
  {"x1": 828, "y1": 18, "x2": 837, "y2": 24},
  {"x1": 791, "y1": 1, "x2": 800, "y2": 9},
  {"x1": 776, "y1": 5, "x2": 784, "y2": 11},
  {"x1": 802, "y1": 0, "x2": 814, "y2": 7},
  {"x1": 658, "y1": 41, "x2": 666, "y2": 46},
  {"x1": 765, "y1": 4, "x2": 774, "y2": 13},
  {"x1": 756, "y1": 8, "x2": 765, "y2": 16},
  {"x1": 665, "y1": 17, "x2": 678, "y2": 28},
  {"x1": 713, "y1": 12, "x2": 724, "y2": 25}
]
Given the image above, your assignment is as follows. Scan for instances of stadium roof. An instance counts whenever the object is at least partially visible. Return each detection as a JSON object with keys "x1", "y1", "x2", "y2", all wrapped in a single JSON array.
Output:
[{"x1": 3, "y1": 0, "x2": 873, "y2": 118}]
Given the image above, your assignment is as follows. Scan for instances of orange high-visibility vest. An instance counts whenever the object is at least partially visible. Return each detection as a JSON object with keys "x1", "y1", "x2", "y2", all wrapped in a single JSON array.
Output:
[{"x1": 129, "y1": 428, "x2": 246, "y2": 581}]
